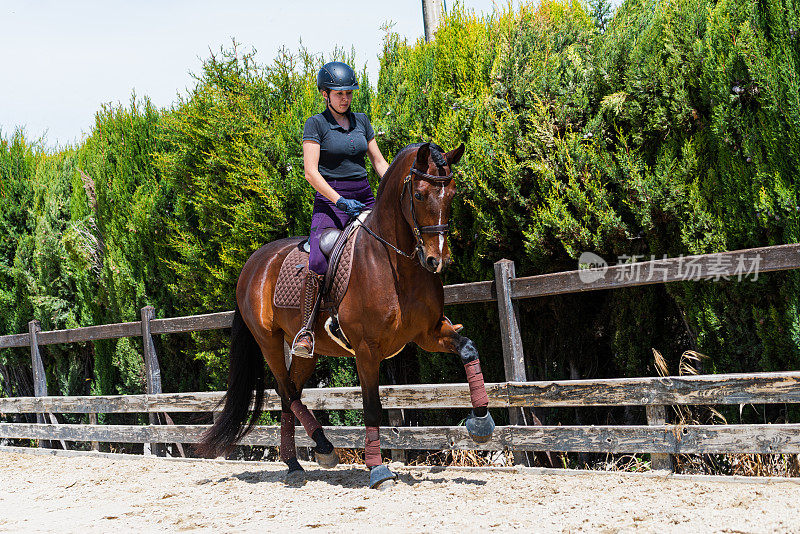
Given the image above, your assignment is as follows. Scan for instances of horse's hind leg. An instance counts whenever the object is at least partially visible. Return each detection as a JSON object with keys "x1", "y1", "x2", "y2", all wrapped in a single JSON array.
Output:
[
  {"x1": 259, "y1": 332, "x2": 304, "y2": 474},
  {"x1": 288, "y1": 354, "x2": 338, "y2": 468},
  {"x1": 279, "y1": 399, "x2": 303, "y2": 474}
]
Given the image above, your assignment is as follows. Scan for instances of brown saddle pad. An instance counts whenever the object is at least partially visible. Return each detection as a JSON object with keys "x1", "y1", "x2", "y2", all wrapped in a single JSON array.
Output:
[{"x1": 273, "y1": 228, "x2": 360, "y2": 309}]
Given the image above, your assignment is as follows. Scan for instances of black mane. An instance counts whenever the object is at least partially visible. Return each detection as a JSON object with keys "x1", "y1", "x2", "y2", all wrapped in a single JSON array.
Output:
[
  {"x1": 374, "y1": 142, "x2": 447, "y2": 200},
  {"x1": 408, "y1": 142, "x2": 447, "y2": 169}
]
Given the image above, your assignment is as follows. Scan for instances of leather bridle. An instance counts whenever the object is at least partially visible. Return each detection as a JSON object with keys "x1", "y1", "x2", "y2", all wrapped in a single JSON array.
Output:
[
  {"x1": 402, "y1": 167, "x2": 453, "y2": 251},
  {"x1": 361, "y1": 165, "x2": 453, "y2": 261}
]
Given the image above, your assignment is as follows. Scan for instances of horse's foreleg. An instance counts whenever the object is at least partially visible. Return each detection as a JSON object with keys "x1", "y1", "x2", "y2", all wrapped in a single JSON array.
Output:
[
  {"x1": 458, "y1": 336, "x2": 489, "y2": 415},
  {"x1": 417, "y1": 320, "x2": 495, "y2": 443},
  {"x1": 288, "y1": 354, "x2": 338, "y2": 468},
  {"x1": 455, "y1": 335, "x2": 495, "y2": 442},
  {"x1": 356, "y1": 351, "x2": 397, "y2": 489}
]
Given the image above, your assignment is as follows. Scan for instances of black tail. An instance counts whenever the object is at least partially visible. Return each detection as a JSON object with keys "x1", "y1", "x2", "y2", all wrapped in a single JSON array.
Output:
[{"x1": 196, "y1": 304, "x2": 265, "y2": 457}]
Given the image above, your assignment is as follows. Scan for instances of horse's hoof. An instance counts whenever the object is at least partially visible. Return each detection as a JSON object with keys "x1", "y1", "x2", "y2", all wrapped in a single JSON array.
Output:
[
  {"x1": 284, "y1": 462, "x2": 306, "y2": 484},
  {"x1": 315, "y1": 450, "x2": 339, "y2": 468},
  {"x1": 369, "y1": 464, "x2": 397, "y2": 489},
  {"x1": 286, "y1": 467, "x2": 305, "y2": 480},
  {"x1": 466, "y1": 410, "x2": 495, "y2": 443},
  {"x1": 285, "y1": 457, "x2": 305, "y2": 476}
]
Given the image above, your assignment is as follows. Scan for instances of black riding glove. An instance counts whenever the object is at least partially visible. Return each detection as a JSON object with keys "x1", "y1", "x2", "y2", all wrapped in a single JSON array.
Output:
[{"x1": 336, "y1": 197, "x2": 367, "y2": 218}]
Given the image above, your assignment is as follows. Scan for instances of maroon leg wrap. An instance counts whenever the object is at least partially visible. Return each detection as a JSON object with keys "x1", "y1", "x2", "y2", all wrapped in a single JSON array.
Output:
[
  {"x1": 290, "y1": 400, "x2": 322, "y2": 437},
  {"x1": 365, "y1": 426, "x2": 381, "y2": 468},
  {"x1": 280, "y1": 411, "x2": 296, "y2": 462},
  {"x1": 464, "y1": 360, "x2": 489, "y2": 408}
]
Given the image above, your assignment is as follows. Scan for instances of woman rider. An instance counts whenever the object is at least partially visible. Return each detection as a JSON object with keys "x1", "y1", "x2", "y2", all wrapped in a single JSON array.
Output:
[{"x1": 291, "y1": 61, "x2": 390, "y2": 358}]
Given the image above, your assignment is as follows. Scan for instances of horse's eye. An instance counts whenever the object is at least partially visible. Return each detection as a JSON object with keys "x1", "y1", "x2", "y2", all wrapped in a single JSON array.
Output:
[{"x1": 414, "y1": 192, "x2": 422, "y2": 200}]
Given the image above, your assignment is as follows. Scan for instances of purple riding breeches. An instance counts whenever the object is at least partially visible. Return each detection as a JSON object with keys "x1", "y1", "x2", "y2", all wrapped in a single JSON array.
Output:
[{"x1": 309, "y1": 178, "x2": 375, "y2": 275}]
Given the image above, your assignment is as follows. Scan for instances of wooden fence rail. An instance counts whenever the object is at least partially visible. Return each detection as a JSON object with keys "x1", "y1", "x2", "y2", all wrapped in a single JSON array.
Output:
[
  {"x1": 2, "y1": 372, "x2": 800, "y2": 457},
  {"x1": 3, "y1": 243, "x2": 797, "y2": 350},
  {"x1": 2, "y1": 372, "x2": 800, "y2": 414}
]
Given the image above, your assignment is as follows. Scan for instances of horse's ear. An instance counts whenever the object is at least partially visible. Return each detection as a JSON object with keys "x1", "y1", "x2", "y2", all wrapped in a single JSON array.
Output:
[
  {"x1": 415, "y1": 143, "x2": 430, "y2": 168},
  {"x1": 445, "y1": 143, "x2": 465, "y2": 166}
]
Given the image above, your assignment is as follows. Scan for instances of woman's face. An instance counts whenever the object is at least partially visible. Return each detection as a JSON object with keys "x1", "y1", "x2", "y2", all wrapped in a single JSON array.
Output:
[{"x1": 325, "y1": 90, "x2": 353, "y2": 114}]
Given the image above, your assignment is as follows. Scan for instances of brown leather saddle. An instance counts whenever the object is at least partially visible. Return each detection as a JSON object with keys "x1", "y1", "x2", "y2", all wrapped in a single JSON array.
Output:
[{"x1": 273, "y1": 212, "x2": 365, "y2": 313}]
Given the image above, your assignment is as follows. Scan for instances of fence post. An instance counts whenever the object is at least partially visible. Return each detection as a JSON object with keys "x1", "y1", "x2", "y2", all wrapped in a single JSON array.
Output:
[
  {"x1": 28, "y1": 320, "x2": 68, "y2": 450},
  {"x1": 388, "y1": 410, "x2": 406, "y2": 464},
  {"x1": 88, "y1": 413, "x2": 100, "y2": 451},
  {"x1": 493, "y1": 259, "x2": 528, "y2": 466},
  {"x1": 646, "y1": 404, "x2": 674, "y2": 472},
  {"x1": 28, "y1": 320, "x2": 47, "y2": 447},
  {"x1": 141, "y1": 306, "x2": 165, "y2": 457}
]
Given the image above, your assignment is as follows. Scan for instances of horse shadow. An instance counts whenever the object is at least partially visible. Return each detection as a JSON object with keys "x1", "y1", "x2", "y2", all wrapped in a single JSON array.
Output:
[{"x1": 206, "y1": 465, "x2": 488, "y2": 489}]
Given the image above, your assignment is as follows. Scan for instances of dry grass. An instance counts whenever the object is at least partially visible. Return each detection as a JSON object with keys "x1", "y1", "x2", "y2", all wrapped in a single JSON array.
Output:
[
  {"x1": 238, "y1": 441, "x2": 800, "y2": 477},
  {"x1": 591, "y1": 454, "x2": 652, "y2": 473},
  {"x1": 675, "y1": 452, "x2": 800, "y2": 477},
  {"x1": 333, "y1": 447, "x2": 365, "y2": 465},
  {"x1": 654, "y1": 348, "x2": 729, "y2": 429},
  {"x1": 407, "y1": 449, "x2": 512, "y2": 467},
  {"x1": 647, "y1": 347, "x2": 800, "y2": 478}
]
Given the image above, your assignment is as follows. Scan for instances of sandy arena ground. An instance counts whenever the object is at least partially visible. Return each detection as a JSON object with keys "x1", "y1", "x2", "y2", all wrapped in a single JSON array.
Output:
[{"x1": 1, "y1": 449, "x2": 799, "y2": 533}]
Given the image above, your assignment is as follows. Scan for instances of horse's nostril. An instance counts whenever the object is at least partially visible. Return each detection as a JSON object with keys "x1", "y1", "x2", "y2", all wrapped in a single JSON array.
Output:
[{"x1": 426, "y1": 256, "x2": 439, "y2": 269}]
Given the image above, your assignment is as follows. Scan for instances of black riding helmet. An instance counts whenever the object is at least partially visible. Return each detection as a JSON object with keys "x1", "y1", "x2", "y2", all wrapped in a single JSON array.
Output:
[{"x1": 316, "y1": 61, "x2": 359, "y2": 91}]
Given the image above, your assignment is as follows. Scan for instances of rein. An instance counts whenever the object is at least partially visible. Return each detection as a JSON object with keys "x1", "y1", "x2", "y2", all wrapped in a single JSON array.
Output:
[{"x1": 361, "y1": 164, "x2": 453, "y2": 260}]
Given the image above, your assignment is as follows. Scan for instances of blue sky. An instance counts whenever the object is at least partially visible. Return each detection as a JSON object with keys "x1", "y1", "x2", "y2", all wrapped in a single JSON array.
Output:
[{"x1": 0, "y1": 0, "x2": 510, "y2": 149}]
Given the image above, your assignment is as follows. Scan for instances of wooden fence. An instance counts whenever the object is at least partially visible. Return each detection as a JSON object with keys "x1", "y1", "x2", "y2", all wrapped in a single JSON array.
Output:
[{"x1": 1, "y1": 243, "x2": 800, "y2": 471}]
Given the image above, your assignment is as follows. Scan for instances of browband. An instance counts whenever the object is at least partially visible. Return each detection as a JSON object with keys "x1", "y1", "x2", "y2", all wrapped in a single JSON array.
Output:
[{"x1": 410, "y1": 167, "x2": 453, "y2": 183}]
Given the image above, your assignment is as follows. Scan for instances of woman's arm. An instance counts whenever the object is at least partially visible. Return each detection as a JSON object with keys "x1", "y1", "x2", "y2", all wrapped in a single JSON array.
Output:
[
  {"x1": 366, "y1": 138, "x2": 389, "y2": 178},
  {"x1": 303, "y1": 140, "x2": 341, "y2": 203}
]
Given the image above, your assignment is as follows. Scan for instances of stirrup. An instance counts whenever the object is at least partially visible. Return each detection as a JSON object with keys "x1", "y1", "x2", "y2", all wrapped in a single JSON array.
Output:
[{"x1": 291, "y1": 329, "x2": 315, "y2": 359}]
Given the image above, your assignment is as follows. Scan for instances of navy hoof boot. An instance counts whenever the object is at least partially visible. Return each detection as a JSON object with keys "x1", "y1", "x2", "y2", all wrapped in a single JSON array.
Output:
[
  {"x1": 369, "y1": 465, "x2": 397, "y2": 490},
  {"x1": 465, "y1": 410, "x2": 495, "y2": 443}
]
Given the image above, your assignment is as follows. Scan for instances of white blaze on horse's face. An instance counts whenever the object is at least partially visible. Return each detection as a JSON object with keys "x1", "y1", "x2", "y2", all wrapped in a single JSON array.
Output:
[{"x1": 437, "y1": 185, "x2": 446, "y2": 267}]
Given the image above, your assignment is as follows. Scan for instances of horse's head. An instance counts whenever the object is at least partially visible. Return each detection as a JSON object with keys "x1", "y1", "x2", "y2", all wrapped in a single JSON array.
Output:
[{"x1": 402, "y1": 142, "x2": 465, "y2": 273}]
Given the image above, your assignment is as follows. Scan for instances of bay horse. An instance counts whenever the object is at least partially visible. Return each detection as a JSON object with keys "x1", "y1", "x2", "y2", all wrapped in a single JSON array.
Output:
[{"x1": 198, "y1": 142, "x2": 495, "y2": 489}]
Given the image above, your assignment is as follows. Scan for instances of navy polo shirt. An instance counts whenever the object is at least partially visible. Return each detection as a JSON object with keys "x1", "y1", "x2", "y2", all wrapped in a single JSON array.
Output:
[{"x1": 303, "y1": 108, "x2": 375, "y2": 181}]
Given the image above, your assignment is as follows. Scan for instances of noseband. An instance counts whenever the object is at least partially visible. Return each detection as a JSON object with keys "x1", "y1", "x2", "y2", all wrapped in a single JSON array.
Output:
[{"x1": 361, "y1": 165, "x2": 453, "y2": 260}]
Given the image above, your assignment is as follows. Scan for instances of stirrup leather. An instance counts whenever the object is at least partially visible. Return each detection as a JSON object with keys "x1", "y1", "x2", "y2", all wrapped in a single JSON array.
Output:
[{"x1": 291, "y1": 271, "x2": 324, "y2": 358}]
